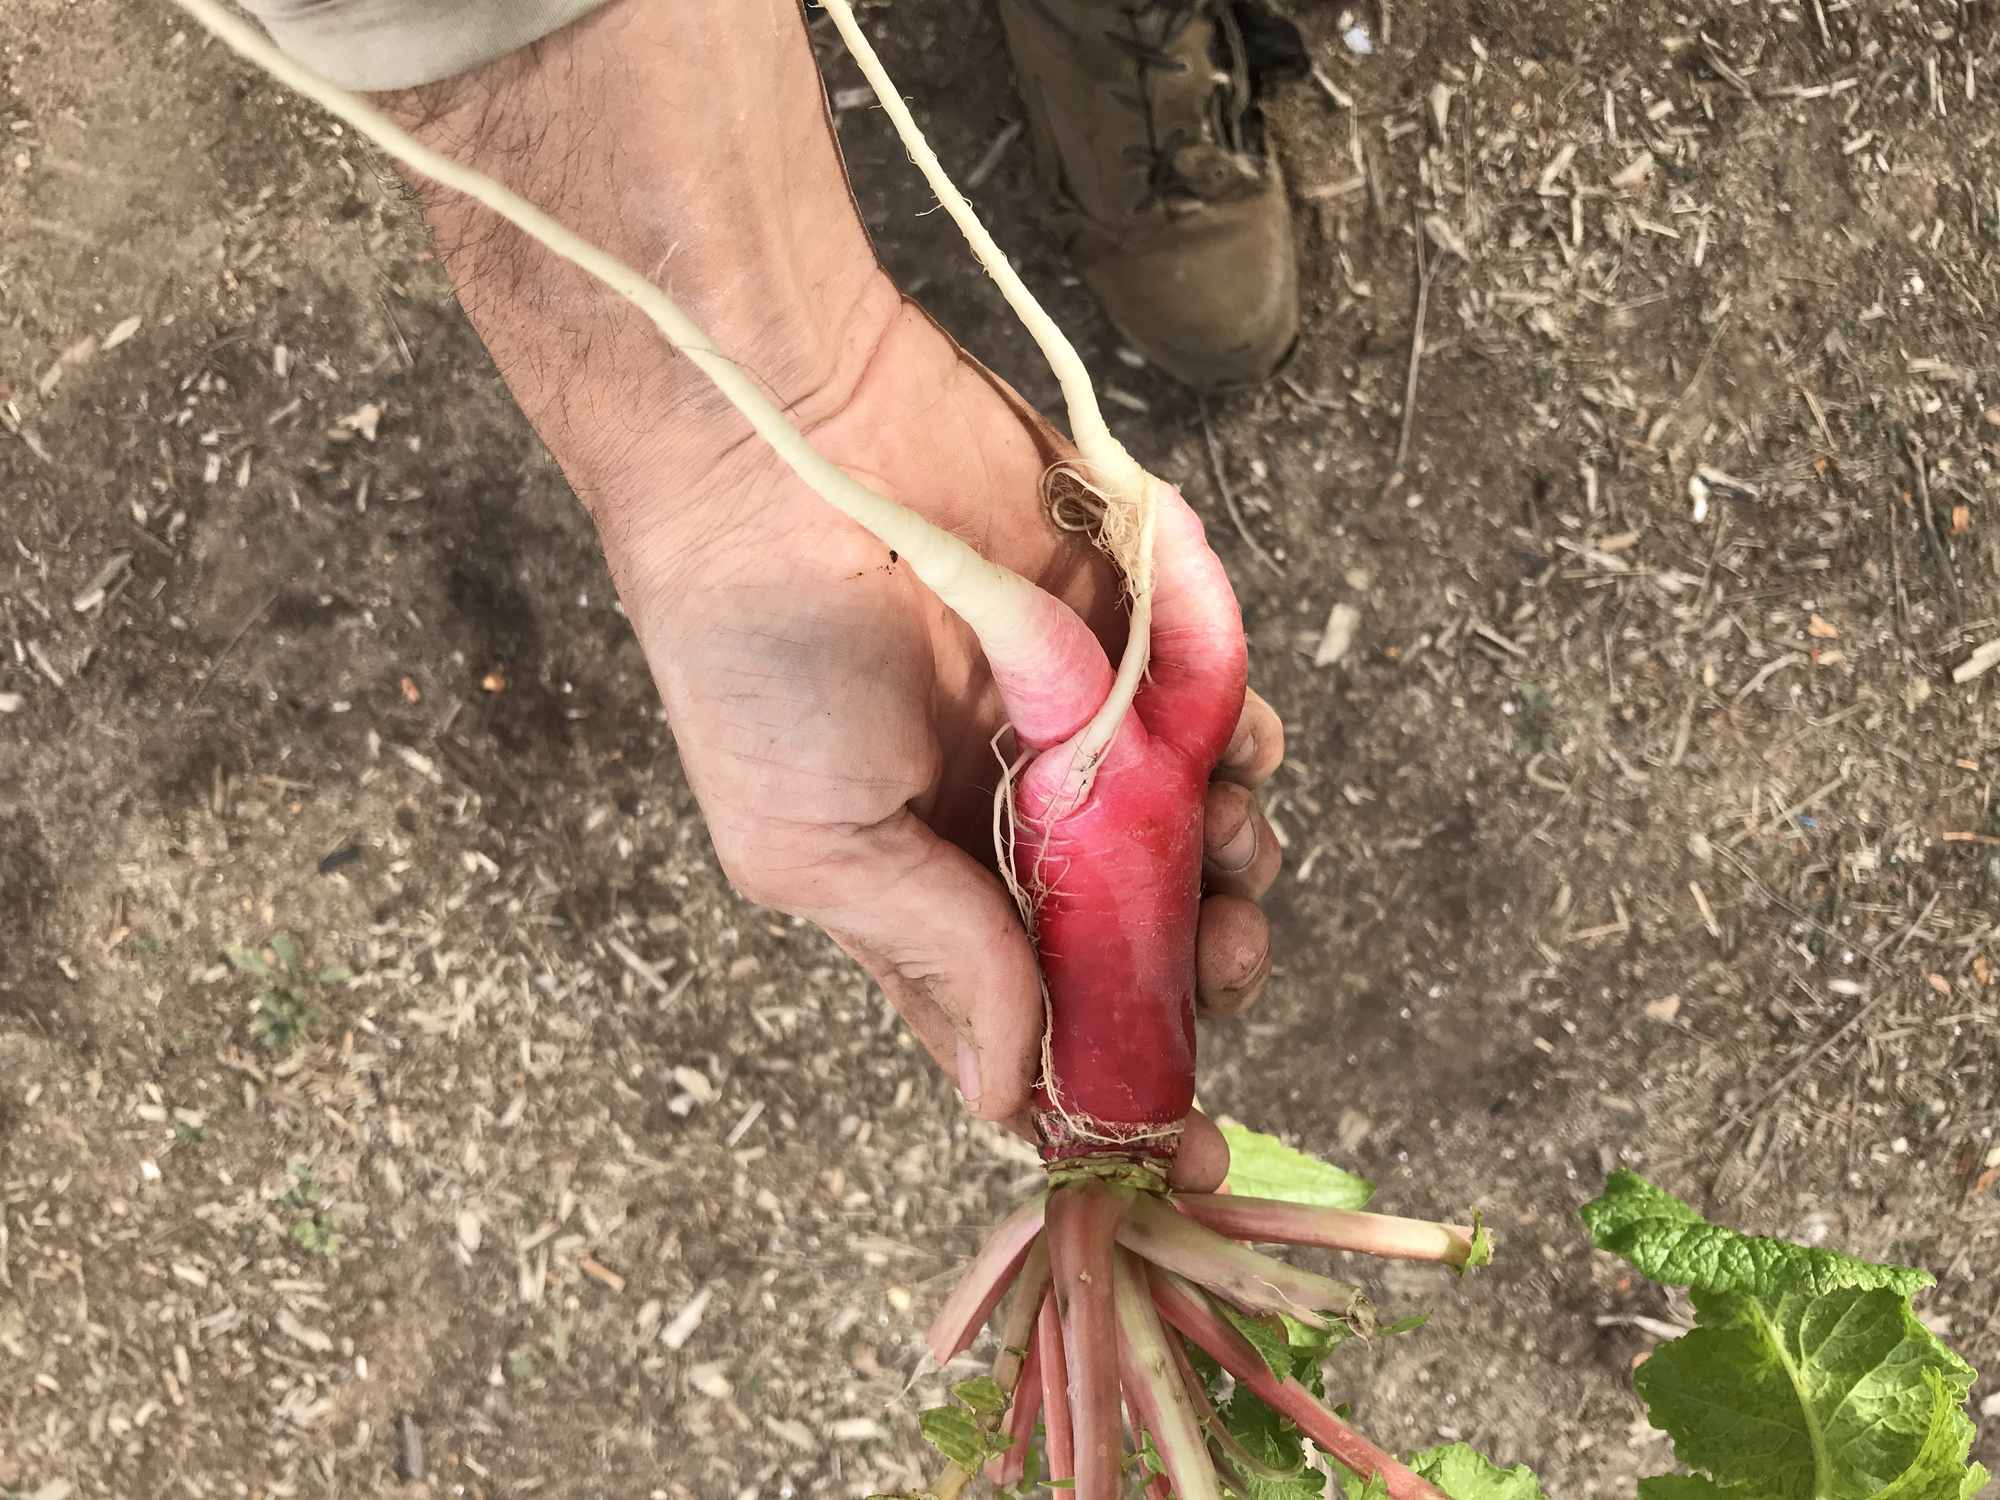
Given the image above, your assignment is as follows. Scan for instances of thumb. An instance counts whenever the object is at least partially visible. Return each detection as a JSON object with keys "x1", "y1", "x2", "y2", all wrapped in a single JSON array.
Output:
[{"x1": 809, "y1": 812, "x2": 1044, "y2": 1122}]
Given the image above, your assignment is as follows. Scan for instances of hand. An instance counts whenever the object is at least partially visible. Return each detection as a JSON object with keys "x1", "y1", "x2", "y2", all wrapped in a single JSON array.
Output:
[
  {"x1": 616, "y1": 288, "x2": 1288, "y2": 1186},
  {"x1": 383, "y1": 0, "x2": 1286, "y2": 1187}
]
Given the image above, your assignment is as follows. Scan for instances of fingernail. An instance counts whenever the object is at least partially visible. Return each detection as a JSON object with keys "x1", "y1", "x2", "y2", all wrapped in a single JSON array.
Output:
[
  {"x1": 1225, "y1": 724, "x2": 1257, "y2": 767},
  {"x1": 956, "y1": 1037, "x2": 982, "y2": 1110},
  {"x1": 1213, "y1": 817, "x2": 1256, "y2": 873}
]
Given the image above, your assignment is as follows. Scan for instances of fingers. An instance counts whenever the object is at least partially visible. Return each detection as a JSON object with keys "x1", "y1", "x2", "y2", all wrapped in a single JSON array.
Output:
[
  {"x1": 789, "y1": 814, "x2": 1044, "y2": 1123},
  {"x1": 1195, "y1": 894, "x2": 1272, "y2": 1017},
  {"x1": 1202, "y1": 782, "x2": 1281, "y2": 900},
  {"x1": 1137, "y1": 484, "x2": 1249, "y2": 764},
  {"x1": 1215, "y1": 687, "x2": 1285, "y2": 788},
  {"x1": 1168, "y1": 1110, "x2": 1230, "y2": 1192}
]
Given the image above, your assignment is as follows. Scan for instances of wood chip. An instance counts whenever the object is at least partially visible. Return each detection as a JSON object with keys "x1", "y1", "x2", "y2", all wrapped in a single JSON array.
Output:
[
  {"x1": 671, "y1": 1064, "x2": 717, "y2": 1104},
  {"x1": 1609, "y1": 151, "x2": 1655, "y2": 189},
  {"x1": 1314, "y1": 603, "x2": 1362, "y2": 667},
  {"x1": 397, "y1": 1414, "x2": 427, "y2": 1481},
  {"x1": 457, "y1": 1209, "x2": 483, "y2": 1254},
  {"x1": 1952, "y1": 639, "x2": 2000, "y2": 684},
  {"x1": 661, "y1": 1286, "x2": 711, "y2": 1350},
  {"x1": 333, "y1": 402, "x2": 382, "y2": 442},
  {"x1": 72, "y1": 551, "x2": 132, "y2": 613},
  {"x1": 688, "y1": 1362, "x2": 732, "y2": 1400},
  {"x1": 766, "y1": 1416, "x2": 817, "y2": 1453},
  {"x1": 101, "y1": 315, "x2": 143, "y2": 352},
  {"x1": 275, "y1": 1309, "x2": 333, "y2": 1354}
]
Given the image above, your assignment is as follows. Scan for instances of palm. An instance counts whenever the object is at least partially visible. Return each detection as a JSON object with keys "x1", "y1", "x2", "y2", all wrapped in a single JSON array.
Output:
[{"x1": 640, "y1": 300, "x2": 1123, "y2": 889}]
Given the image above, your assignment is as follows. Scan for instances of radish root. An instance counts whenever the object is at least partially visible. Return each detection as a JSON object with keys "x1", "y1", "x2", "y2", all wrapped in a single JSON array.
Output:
[{"x1": 816, "y1": 0, "x2": 1159, "y2": 804}]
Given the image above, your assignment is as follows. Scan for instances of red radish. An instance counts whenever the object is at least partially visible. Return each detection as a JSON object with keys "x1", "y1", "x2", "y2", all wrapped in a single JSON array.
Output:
[{"x1": 171, "y1": 5, "x2": 1498, "y2": 1496}]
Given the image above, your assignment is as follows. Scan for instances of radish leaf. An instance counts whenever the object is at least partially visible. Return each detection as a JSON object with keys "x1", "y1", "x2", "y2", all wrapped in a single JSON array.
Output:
[
  {"x1": 1217, "y1": 1121, "x2": 1372, "y2": 1210},
  {"x1": 1582, "y1": 1170, "x2": 1931, "y2": 1298},
  {"x1": 1459, "y1": 1213, "x2": 1494, "y2": 1276},
  {"x1": 1221, "y1": 1304, "x2": 1295, "y2": 1381},
  {"x1": 1405, "y1": 1444, "x2": 1549, "y2": 1500},
  {"x1": 1582, "y1": 1172, "x2": 1986, "y2": 1500},
  {"x1": 1333, "y1": 1443, "x2": 1545, "y2": 1500},
  {"x1": 918, "y1": 1405, "x2": 988, "y2": 1470}
]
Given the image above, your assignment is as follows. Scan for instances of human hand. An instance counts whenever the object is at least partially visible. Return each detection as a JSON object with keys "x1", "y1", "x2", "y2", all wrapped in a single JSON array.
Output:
[
  {"x1": 613, "y1": 289, "x2": 1286, "y2": 1185},
  {"x1": 384, "y1": 0, "x2": 1285, "y2": 1186}
]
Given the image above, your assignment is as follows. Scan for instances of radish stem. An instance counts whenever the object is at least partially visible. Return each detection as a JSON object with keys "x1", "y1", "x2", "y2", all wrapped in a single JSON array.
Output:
[
  {"x1": 1174, "y1": 1195, "x2": 1481, "y2": 1266},
  {"x1": 1119, "y1": 1191, "x2": 1371, "y2": 1332},
  {"x1": 1114, "y1": 1246, "x2": 1225, "y2": 1500},
  {"x1": 1046, "y1": 1185, "x2": 1128, "y2": 1500},
  {"x1": 926, "y1": 1195, "x2": 1049, "y2": 1365},
  {"x1": 990, "y1": 1236, "x2": 1053, "y2": 1398},
  {"x1": 987, "y1": 1314, "x2": 1045, "y2": 1488},
  {"x1": 1037, "y1": 1293, "x2": 1075, "y2": 1482}
]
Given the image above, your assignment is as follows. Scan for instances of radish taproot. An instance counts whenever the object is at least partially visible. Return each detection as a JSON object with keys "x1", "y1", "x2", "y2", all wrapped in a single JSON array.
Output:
[{"x1": 166, "y1": 3, "x2": 1484, "y2": 1495}]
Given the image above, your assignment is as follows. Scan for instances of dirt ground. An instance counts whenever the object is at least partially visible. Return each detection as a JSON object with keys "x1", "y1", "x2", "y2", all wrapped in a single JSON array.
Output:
[{"x1": 4, "y1": 1, "x2": 2000, "y2": 1496}]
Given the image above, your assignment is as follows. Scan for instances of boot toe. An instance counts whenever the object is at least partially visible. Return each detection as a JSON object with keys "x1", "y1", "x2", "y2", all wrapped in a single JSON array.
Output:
[{"x1": 1080, "y1": 185, "x2": 1300, "y2": 391}]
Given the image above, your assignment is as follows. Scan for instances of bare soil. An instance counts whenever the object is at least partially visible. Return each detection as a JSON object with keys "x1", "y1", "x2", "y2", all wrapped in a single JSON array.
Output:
[{"x1": 4, "y1": 2, "x2": 1999, "y2": 1497}]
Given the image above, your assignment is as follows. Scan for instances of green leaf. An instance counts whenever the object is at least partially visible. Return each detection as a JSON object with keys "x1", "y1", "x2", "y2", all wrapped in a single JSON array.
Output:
[
  {"x1": 1459, "y1": 1213, "x2": 1495, "y2": 1275},
  {"x1": 1582, "y1": 1173, "x2": 1984, "y2": 1500},
  {"x1": 1128, "y1": 1431, "x2": 1165, "y2": 1478},
  {"x1": 1581, "y1": 1170, "x2": 1931, "y2": 1299},
  {"x1": 1218, "y1": 1121, "x2": 1372, "y2": 1209},
  {"x1": 919, "y1": 1406, "x2": 988, "y2": 1470},
  {"x1": 224, "y1": 943, "x2": 271, "y2": 976},
  {"x1": 1217, "y1": 1388, "x2": 1320, "y2": 1500},
  {"x1": 316, "y1": 964, "x2": 353, "y2": 985},
  {"x1": 951, "y1": 1376, "x2": 1008, "y2": 1417},
  {"x1": 268, "y1": 932, "x2": 303, "y2": 973},
  {"x1": 1334, "y1": 1467, "x2": 1393, "y2": 1500},
  {"x1": 1222, "y1": 1304, "x2": 1294, "y2": 1382},
  {"x1": 1636, "y1": 1478, "x2": 1736, "y2": 1500},
  {"x1": 1335, "y1": 1446, "x2": 1545, "y2": 1500},
  {"x1": 1637, "y1": 1295, "x2": 1975, "y2": 1500},
  {"x1": 1406, "y1": 1444, "x2": 1549, "y2": 1500}
]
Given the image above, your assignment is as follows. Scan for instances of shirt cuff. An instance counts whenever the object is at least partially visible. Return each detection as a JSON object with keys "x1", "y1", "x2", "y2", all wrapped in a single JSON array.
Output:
[{"x1": 236, "y1": 0, "x2": 617, "y2": 91}]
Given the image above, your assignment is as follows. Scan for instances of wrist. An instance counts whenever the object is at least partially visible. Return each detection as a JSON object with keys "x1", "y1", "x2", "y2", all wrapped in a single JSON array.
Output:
[{"x1": 383, "y1": 0, "x2": 889, "y2": 526}]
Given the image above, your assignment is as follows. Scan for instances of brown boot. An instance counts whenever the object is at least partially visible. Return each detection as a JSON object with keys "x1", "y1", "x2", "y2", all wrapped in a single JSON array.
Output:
[{"x1": 996, "y1": 0, "x2": 1309, "y2": 391}]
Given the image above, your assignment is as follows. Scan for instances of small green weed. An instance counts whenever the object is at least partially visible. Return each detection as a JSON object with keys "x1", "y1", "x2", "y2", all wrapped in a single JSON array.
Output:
[
  {"x1": 226, "y1": 932, "x2": 351, "y2": 1051},
  {"x1": 281, "y1": 1167, "x2": 341, "y2": 1258}
]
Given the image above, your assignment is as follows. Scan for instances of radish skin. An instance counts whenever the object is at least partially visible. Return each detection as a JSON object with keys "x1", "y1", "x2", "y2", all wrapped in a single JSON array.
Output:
[{"x1": 1018, "y1": 494, "x2": 1249, "y2": 1158}]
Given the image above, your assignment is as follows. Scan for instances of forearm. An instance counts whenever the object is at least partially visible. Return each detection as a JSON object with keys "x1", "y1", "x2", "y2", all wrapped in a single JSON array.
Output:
[{"x1": 369, "y1": 1, "x2": 896, "y2": 532}]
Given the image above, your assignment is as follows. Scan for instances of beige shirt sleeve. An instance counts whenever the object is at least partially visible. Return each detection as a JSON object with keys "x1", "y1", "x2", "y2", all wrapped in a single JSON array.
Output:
[{"x1": 236, "y1": 0, "x2": 615, "y2": 90}]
